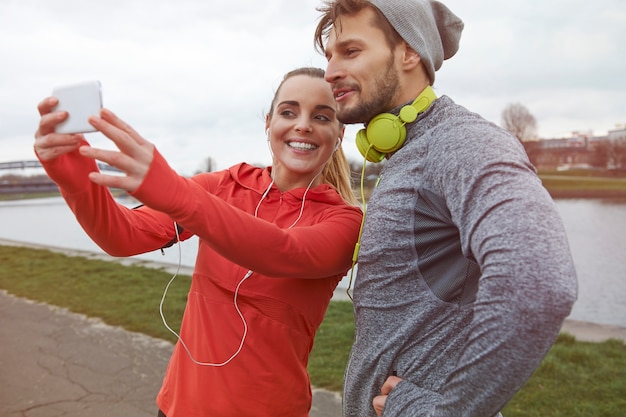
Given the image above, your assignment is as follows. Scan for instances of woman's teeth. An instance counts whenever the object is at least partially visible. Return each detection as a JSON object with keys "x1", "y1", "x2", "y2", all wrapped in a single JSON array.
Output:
[{"x1": 288, "y1": 142, "x2": 317, "y2": 150}]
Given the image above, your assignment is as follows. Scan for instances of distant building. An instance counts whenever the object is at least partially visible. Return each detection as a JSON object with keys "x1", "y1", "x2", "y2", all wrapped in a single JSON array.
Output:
[
  {"x1": 523, "y1": 131, "x2": 613, "y2": 170},
  {"x1": 608, "y1": 125, "x2": 626, "y2": 145}
]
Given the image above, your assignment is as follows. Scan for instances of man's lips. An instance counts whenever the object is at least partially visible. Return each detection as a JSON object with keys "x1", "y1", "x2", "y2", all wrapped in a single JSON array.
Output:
[{"x1": 333, "y1": 88, "x2": 355, "y2": 102}]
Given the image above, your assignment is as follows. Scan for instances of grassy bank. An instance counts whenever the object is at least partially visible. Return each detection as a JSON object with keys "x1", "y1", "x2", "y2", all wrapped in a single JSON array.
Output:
[
  {"x1": 0, "y1": 191, "x2": 61, "y2": 201},
  {"x1": 539, "y1": 170, "x2": 626, "y2": 199},
  {"x1": 1, "y1": 245, "x2": 625, "y2": 415},
  {"x1": 3, "y1": 169, "x2": 626, "y2": 202}
]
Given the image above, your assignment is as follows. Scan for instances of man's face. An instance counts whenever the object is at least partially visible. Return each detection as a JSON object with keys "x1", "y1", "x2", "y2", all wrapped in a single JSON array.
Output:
[{"x1": 324, "y1": 7, "x2": 402, "y2": 125}]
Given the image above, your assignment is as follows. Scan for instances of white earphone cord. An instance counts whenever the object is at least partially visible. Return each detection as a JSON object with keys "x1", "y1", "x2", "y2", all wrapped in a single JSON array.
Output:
[{"x1": 159, "y1": 173, "x2": 320, "y2": 367}]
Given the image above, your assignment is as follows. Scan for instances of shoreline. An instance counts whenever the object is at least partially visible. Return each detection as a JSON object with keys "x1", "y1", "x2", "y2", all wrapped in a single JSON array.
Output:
[
  {"x1": 2, "y1": 238, "x2": 625, "y2": 344},
  {"x1": 548, "y1": 189, "x2": 626, "y2": 199}
]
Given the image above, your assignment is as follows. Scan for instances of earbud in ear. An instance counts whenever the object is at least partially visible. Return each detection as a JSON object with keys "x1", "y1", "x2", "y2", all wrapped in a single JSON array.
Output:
[
  {"x1": 334, "y1": 138, "x2": 341, "y2": 152},
  {"x1": 266, "y1": 129, "x2": 274, "y2": 158}
]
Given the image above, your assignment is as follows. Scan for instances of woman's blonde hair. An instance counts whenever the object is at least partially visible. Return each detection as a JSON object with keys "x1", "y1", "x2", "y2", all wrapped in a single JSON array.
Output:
[{"x1": 268, "y1": 67, "x2": 357, "y2": 205}]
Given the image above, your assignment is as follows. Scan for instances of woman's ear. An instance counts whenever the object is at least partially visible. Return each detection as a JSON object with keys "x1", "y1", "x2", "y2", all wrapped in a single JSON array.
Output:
[{"x1": 265, "y1": 114, "x2": 270, "y2": 134}]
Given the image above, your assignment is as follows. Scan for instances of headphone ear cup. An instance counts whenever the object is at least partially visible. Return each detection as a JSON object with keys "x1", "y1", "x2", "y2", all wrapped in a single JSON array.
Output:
[
  {"x1": 356, "y1": 129, "x2": 386, "y2": 163},
  {"x1": 355, "y1": 87, "x2": 436, "y2": 163},
  {"x1": 365, "y1": 113, "x2": 407, "y2": 154}
]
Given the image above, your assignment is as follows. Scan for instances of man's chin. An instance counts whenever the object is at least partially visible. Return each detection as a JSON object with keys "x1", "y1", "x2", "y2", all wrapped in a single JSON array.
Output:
[{"x1": 337, "y1": 107, "x2": 370, "y2": 125}]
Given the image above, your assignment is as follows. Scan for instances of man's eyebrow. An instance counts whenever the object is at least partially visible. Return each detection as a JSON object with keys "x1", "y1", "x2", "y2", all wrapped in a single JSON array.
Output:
[{"x1": 326, "y1": 37, "x2": 365, "y2": 57}]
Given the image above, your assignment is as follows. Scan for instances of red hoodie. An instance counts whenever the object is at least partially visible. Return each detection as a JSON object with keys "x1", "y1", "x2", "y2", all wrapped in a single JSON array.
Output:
[{"x1": 41, "y1": 145, "x2": 362, "y2": 417}]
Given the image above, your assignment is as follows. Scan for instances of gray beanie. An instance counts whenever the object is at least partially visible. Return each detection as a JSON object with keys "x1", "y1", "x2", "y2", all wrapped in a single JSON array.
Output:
[{"x1": 369, "y1": 0, "x2": 463, "y2": 84}]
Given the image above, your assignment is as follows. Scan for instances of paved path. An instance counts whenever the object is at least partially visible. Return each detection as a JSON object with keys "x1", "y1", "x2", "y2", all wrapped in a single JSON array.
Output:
[{"x1": 0, "y1": 290, "x2": 342, "y2": 417}]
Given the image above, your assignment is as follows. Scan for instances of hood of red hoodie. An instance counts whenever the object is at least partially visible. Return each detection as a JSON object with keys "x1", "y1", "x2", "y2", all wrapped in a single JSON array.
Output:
[{"x1": 227, "y1": 162, "x2": 347, "y2": 205}]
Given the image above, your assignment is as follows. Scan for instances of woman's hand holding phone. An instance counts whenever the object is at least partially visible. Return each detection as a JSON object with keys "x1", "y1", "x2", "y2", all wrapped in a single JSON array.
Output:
[{"x1": 35, "y1": 81, "x2": 155, "y2": 193}]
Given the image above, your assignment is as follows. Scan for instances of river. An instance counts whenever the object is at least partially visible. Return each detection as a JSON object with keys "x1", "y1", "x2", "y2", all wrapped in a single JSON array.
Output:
[{"x1": 0, "y1": 196, "x2": 624, "y2": 327}]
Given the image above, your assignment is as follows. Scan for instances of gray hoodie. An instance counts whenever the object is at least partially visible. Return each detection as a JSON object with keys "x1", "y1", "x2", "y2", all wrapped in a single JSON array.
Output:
[{"x1": 343, "y1": 96, "x2": 578, "y2": 417}]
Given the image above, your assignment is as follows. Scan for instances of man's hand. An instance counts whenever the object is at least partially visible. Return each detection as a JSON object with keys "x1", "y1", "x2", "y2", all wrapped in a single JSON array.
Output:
[{"x1": 373, "y1": 375, "x2": 402, "y2": 417}]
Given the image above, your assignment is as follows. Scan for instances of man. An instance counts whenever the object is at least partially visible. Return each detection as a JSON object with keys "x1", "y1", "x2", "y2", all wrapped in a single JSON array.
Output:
[{"x1": 315, "y1": 1, "x2": 578, "y2": 416}]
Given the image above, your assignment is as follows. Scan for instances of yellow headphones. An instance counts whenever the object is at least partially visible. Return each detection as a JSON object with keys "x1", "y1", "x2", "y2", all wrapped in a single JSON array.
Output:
[{"x1": 356, "y1": 86, "x2": 437, "y2": 162}]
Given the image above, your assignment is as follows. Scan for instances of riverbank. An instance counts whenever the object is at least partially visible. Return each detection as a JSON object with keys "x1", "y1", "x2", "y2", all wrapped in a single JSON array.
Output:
[
  {"x1": 548, "y1": 189, "x2": 626, "y2": 199},
  {"x1": 1, "y1": 238, "x2": 624, "y2": 344},
  {"x1": 539, "y1": 170, "x2": 626, "y2": 199},
  {"x1": 3, "y1": 187, "x2": 626, "y2": 202}
]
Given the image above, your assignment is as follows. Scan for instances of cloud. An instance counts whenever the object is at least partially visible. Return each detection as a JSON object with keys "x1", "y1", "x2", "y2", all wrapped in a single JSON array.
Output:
[
  {"x1": 437, "y1": 0, "x2": 626, "y2": 137},
  {"x1": 1, "y1": 0, "x2": 625, "y2": 174},
  {"x1": 0, "y1": 0, "x2": 328, "y2": 174}
]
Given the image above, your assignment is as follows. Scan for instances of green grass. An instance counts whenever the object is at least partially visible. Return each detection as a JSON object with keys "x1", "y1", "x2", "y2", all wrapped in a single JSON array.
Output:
[
  {"x1": 540, "y1": 175, "x2": 626, "y2": 192},
  {"x1": 537, "y1": 170, "x2": 626, "y2": 198},
  {"x1": 1, "y1": 244, "x2": 625, "y2": 415},
  {"x1": 503, "y1": 333, "x2": 626, "y2": 416},
  {"x1": 0, "y1": 245, "x2": 188, "y2": 340},
  {"x1": 0, "y1": 191, "x2": 61, "y2": 201},
  {"x1": 3, "y1": 170, "x2": 626, "y2": 201},
  {"x1": 308, "y1": 300, "x2": 355, "y2": 391}
]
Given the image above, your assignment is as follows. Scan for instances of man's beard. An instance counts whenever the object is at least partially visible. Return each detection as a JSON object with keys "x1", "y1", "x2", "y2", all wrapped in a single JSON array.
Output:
[{"x1": 337, "y1": 61, "x2": 400, "y2": 125}]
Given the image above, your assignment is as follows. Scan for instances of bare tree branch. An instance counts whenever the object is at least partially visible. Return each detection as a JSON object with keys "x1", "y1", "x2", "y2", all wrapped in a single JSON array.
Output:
[{"x1": 501, "y1": 102, "x2": 538, "y2": 142}]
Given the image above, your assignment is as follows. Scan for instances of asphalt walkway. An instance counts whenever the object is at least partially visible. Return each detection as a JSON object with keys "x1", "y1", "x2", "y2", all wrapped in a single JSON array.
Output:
[{"x1": 0, "y1": 289, "x2": 342, "y2": 417}]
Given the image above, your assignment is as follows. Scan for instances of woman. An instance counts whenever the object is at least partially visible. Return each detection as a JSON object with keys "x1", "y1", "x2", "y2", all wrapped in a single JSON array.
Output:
[{"x1": 34, "y1": 67, "x2": 362, "y2": 417}]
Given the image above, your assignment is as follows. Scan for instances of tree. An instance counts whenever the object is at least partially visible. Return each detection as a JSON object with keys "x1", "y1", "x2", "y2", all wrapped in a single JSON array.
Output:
[
  {"x1": 612, "y1": 141, "x2": 626, "y2": 169},
  {"x1": 589, "y1": 140, "x2": 611, "y2": 169},
  {"x1": 501, "y1": 102, "x2": 538, "y2": 142}
]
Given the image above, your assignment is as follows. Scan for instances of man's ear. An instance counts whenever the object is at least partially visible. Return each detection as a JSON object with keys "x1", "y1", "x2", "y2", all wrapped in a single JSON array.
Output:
[{"x1": 401, "y1": 42, "x2": 421, "y2": 71}]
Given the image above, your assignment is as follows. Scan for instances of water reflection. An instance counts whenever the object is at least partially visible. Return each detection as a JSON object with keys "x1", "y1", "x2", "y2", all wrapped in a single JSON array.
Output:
[
  {"x1": 556, "y1": 199, "x2": 626, "y2": 327},
  {"x1": 0, "y1": 197, "x2": 624, "y2": 327}
]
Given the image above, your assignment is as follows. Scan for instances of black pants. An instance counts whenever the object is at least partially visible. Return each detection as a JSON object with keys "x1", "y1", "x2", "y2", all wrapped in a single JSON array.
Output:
[{"x1": 157, "y1": 410, "x2": 166, "y2": 417}]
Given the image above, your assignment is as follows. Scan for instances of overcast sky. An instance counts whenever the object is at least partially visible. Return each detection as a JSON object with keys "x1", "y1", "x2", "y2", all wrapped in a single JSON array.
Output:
[{"x1": 1, "y1": 0, "x2": 624, "y2": 175}]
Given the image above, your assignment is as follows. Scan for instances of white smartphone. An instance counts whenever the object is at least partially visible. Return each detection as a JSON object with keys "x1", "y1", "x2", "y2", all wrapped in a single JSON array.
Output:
[{"x1": 52, "y1": 80, "x2": 103, "y2": 134}]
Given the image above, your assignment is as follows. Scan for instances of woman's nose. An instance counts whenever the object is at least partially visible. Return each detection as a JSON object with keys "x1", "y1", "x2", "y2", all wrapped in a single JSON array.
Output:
[{"x1": 295, "y1": 117, "x2": 313, "y2": 133}]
